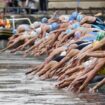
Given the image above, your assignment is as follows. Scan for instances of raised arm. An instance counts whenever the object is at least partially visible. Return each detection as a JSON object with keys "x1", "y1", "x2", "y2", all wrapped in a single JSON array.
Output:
[{"x1": 87, "y1": 51, "x2": 105, "y2": 58}]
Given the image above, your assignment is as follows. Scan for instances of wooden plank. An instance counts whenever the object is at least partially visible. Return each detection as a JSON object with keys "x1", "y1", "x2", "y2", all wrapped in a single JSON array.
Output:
[
  {"x1": 49, "y1": 1, "x2": 105, "y2": 9},
  {"x1": 0, "y1": 0, "x2": 5, "y2": 8}
]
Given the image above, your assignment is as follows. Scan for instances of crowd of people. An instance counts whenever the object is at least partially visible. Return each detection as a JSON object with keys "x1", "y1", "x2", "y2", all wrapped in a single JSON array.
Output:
[
  {"x1": 1, "y1": 11, "x2": 105, "y2": 93},
  {"x1": 5, "y1": 0, "x2": 48, "y2": 14}
]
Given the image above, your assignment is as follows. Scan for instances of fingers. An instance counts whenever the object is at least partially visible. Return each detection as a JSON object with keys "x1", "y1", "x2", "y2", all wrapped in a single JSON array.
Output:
[
  {"x1": 89, "y1": 88, "x2": 97, "y2": 94},
  {"x1": 78, "y1": 75, "x2": 91, "y2": 92}
]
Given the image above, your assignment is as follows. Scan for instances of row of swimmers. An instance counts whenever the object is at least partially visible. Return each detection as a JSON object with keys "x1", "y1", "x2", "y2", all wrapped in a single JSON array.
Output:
[{"x1": 1, "y1": 11, "x2": 105, "y2": 93}]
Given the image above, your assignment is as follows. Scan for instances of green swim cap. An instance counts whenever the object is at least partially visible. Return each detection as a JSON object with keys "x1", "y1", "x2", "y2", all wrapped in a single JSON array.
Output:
[{"x1": 96, "y1": 31, "x2": 105, "y2": 41}]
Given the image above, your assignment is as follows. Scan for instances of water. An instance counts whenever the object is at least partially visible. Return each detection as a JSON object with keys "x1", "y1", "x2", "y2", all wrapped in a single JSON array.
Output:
[{"x1": 0, "y1": 52, "x2": 105, "y2": 105}]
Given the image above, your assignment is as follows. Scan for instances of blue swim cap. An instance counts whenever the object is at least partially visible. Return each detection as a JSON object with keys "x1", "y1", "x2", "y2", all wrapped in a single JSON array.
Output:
[
  {"x1": 72, "y1": 11, "x2": 78, "y2": 18},
  {"x1": 41, "y1": 17, "x2": 48, "y2": 23},
  {"x1": 76, "y1": 14, "x2": 84, "y2": 22},
  {"x1": 51, "y1": 22, "x2": 60, "y2": 30},
  {"x1": 72, "y1": 23, "x2": 80, "y2": 29},
  {"x1": 69, "y1": 16, "x2": 75, "y2": 21},
  {"x1": 65, "y1": 29, "x2": 72, "y2": 34},
  {"x1": 69, "y1": 11, "x2": 78, "y2": 21}
]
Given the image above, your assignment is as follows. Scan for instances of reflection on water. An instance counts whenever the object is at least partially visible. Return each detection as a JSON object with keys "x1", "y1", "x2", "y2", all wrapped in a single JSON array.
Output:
[{"x1": 0, "y1": 53, "x2": 105, "y2": 105}]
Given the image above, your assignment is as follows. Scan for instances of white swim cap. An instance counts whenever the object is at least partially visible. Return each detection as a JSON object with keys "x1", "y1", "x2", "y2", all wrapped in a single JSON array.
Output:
[
  {"x1": 30, "y1": 22, "x2": 41, "y2": 29},
  {"x1": 35, "y1": 27, "x2": 42, "y2": 34},
  {"x1": 30, "y1": 31, "x2": 38, "y2": 36}
]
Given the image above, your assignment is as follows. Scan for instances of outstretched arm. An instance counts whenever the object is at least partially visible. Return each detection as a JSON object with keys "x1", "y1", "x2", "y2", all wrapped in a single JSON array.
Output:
[
  {"x1": 86, "y1": 51, "x2": 105, "y2": 58},
  {"x1": 90, "y1": 78, "x2": 105, "y2": 93},
  {"x1": 45, "y1": 47, "x2": 65, "y2": 63},
  {"x1": 78, "y1": 58, "x2": 105, "y2": 92}
]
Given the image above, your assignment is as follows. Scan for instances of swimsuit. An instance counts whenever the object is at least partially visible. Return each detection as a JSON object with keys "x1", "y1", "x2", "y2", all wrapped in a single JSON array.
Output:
[
  {"x1": 52, "y1": 46, "x2": 68, "y2": 62},
  {"x1": 96, "y1": 31, "x2": 105, "y2": 41},
  {"x1": 97, "y1": 67, "x2": 105, "y2": 75},
  {"x1": 92, "y1": 18, "x2": 105, "y2": 30},
  {"x1": 77, "y1": 42, "x2": 91, "y2": 50}
]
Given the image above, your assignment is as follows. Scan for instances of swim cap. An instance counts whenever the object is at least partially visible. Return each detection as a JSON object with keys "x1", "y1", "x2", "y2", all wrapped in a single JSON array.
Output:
[
  {"x1": 75, "y1": 31, "x2": 81, "y2": 39},
  {"x1": 35, "y1": 27, "x2": 42, "y2": 34},
  {"x1": 50, "y1": 22, "x2": 60, "y2": 31},
  {"x1": 41, "y1": 17, "x2": 48, "y2": 23},
  {"x1": 76, "y1": 14, "x2": 84, "y2": 22},
  {"x1": 72, "y1": 11, "x2": 78, "y2": 19},
  {"x1": 69, "y1": 15, "x2": 75, "y2": 21},
  {"x1": 65, "y1": 29, "x2": 72, "y2": 34},
  {"x1": 59, "y1": 15, "x2": 69, "y2": 22},
  {"x1": 96, "y1": 31, "x2": 105, "y2": 41},
  {"x1": 69, "y1": 11, "x2": 78, "y2": 21},
  {"x1": 30, "y1": 31, "x2": 37, "y2": 36},
  {"x1": 31, "y1": 22, "x2": 41, "y2": 29},
  {"x1": 72, "y1": 22, "x2": 80, "y2": 29}
]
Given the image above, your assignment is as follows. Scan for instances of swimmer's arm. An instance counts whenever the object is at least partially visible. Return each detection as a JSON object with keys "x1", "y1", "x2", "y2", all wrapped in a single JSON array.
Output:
[
  {"x1": 92, "y1": 78, "x2": 105, "y2": 91},
  {"x1": 56, "y1": 55, "x2": 71, "y2": 67},
  {"x1": 45, "y1": 47, "x2": 65, "y2": 63},
  {"x1": 67, "y1": 30, "x2": 75, "y2": 37},
  {"x1": 80, "y1": 16, "x2": 87, "y2": 25},
  {"x1": 60, "y1": 31, "x2": 75, "y2": 42},
  {"x1": 50, "y1": 56, "x2": 69, "y2": 71},
  {"x1": 89, "y1": 38, "x2": 105, "y2": 52},
  {"x1": 87, "y1": 52, "x2": 105, "y2": 58},
  {"x1": 78, "y1": 35, "x2": 91, "y2": 41},
  {"x1": 79, "y1": 39, "x2": 105, "y2": 54},
  {"x1": 51, "y1": 28, "x2": 66, "y2": 33},
  {"x1": 82, "y1": 59, "x2": 98, "y2": 74}
]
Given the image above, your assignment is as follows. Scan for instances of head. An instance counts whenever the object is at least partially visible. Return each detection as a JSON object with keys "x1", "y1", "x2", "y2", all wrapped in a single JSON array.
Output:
[
  {"x1": 50, "y1": 22, "x2": 60, "y2": 30},
  {"x1": 69, "y1": 11, "x2": 79, "y2": 21},
  {"x1": 65, "y1": 29, "x2": 72, "y2": 34},
  {"x1": 17, "y1": 25, "x2": 26, "y2": 34},
  {"x1": 30, "y1": 21, "x2": 41, "y2": 29},
  {"x1": 41, "y1": 17, "x2": 48, "y2": 23},
  {"x1": 76, "y1": 14, "x2": 84, "y2": 22},
  {"x1": 59, "y1": 15, "x2": 69, "y2": 22},
  {"x1": 72, "y1": 22, "x2": 80, "y2": 29},
  {"x1": 74, "y1": 31, "x2": 82, "y2": 39}
]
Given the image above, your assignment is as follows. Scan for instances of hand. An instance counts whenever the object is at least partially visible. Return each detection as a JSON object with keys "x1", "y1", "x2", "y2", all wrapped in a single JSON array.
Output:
[
  {"x1": 89, "y1": 88, "x2": 97, "y2": 94},
  {"x1": 45, "y1": 57, "x2": 51, "y2": 64},
  {"x1": 78, "y1": 71, "x2": 96, "y2": 92},
  {"x1": 68, "y1": 75, "x2": 87, "y2": 92}
]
